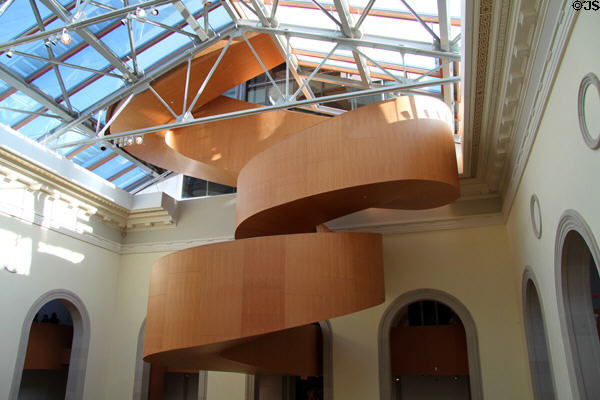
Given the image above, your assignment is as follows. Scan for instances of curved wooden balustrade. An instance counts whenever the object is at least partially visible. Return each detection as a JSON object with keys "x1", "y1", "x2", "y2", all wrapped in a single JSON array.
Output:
[{"x1": 111, "y1": 37, "x2": 459, "y2": 377}]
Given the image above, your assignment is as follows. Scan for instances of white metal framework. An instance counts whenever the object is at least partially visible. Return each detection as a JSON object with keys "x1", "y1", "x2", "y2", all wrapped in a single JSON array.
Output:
[{"x1": 0, "y1": 0, "x2": 462, "y2": 192}]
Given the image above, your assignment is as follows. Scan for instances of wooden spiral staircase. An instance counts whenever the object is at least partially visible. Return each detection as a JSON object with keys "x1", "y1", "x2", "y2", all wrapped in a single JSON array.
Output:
[{"x1": 109, "y1": 34, "x2": 460, "y2": 376}]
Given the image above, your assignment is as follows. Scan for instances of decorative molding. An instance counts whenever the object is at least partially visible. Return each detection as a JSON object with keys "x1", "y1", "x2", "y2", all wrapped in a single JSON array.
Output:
[
  {"x1": 119, "y1": 236, "x2": 234, "y2": 254},
  {"x1": 468, "y1": 0, "x2": 509, "y2": 179},
  {"x1": 330, "y1": 212, "x2": 504, "y2": 235},
  {"x1": 0, "y1": 147, "x2": 177, "y2": 232},
  {"x1": 0, "y1": 147, "x2": 129, "y2": 228},
  {"x1": 530, "y1": 194, "x2": 542, "y2": 239},
  {"x1": 483, "y1": 0, "x2": 548, "y2": 192},
  {"x1": 501, "y1": 2, "x2": 577, "y2": 218},
  {"x1": 577, "y1": 72, "x2": 600, "y2": 149}
]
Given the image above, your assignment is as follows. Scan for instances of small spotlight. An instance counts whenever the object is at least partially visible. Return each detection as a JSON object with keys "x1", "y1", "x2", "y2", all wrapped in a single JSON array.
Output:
[
  {"x1": 136, "y1": 7, "x2": 146, "y2": 18},
  {"x1": 60, "y1": 28, "x2": 71, "y2": 45},
  {"x1": 121, "y1": 17, "x2": 128, "y2": 25},
  {"x1": 127, "y1": 137, "x2": 134, "y2": 146},
  {"x1": 135, "y1": 136, "x2": 143, "y2": 145},
  {"x1": 6, "y1": 49, "x2": 13, "y2": 58},
  {"x1": 151, "y1": 8, "x2": 159, "y2": 15}
]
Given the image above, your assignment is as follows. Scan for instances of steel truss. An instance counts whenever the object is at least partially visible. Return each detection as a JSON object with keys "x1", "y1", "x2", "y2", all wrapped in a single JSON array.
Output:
[{"x1": 0, "y1": 0, "x2": 461, "y2": 191}]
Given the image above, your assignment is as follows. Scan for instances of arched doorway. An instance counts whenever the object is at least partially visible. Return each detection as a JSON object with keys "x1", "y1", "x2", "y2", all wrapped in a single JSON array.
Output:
[
  {"x1": 555, "y1": 210, "x2": 600, "y2": 399},
  {"x1": 378, "y1": 289, "x2": 483, "y2": 400},
  {"x1": 9, "y1": 290, "x2": 90, "y2": 400},
  {"x1": 522, "y1": 269, "x2": 556, "y2": 399},
  {"x1": 247, "y1": 320, "x2": 333, "y2": 400}
]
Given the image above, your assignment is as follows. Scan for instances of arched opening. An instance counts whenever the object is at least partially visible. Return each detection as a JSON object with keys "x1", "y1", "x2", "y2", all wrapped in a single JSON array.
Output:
[
  {"x1": 9, "y1": 290, "x2": 90, "y2": 400},
  {"x1": 247, "y1": 321, "x2": 333, "y2": 400},
  {"x1": 17, "y1": 300, "x2": 73, "y2": 399},
  {"x1": 134, "y1": 319, "x2": 207, "y2": 400},
  {"x1": 556, "y1": 210, "x2": 600, "y2": 399},
  {"x1": 522, "y1": 269, "x2": 556, "y2": 399},
  {"x1": 379, "y1": 289, "x2": 483, "y2": 400}
]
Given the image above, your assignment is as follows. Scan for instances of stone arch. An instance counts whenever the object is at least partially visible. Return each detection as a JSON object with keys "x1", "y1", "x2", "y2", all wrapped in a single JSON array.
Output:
[
  {"x1": 378, "y1": 288, "x2": 483, "y2": 400},
  {"x1": 555, "y1": 210, "x2": 600, "y2": 399},
  {"x1": 522, "y1": 267, "x2": 557, "y2": 399},
  {"x1": 9, "y1": 289, "x2": 90, "y2": 400}
]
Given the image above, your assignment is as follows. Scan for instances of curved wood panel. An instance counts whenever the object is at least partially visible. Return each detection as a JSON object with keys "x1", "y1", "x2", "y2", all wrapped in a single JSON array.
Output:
[
  {"x1": 141, "y1": 95, "x2": 458, "y2": 375},
  {"x1": 111, "y1": 34, "x2": 283, "y2": 132},
  {"x1": 144, "y1": 232, "x2": 383, "y2": 374},
  {"x1": 109, "y1": 34, "x2": 326, "y2": 185},
  {"x1": 235, "y1": 95, "x2": 459, "y2": 238},
  {"x1": 123, "y1": 96, "x2": 325, "y2": 186}
]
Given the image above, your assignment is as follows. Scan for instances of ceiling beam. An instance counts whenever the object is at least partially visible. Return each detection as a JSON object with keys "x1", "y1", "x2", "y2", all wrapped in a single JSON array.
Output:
[
  {"x1": 437, "y1": 0, "x2": 454, "y2": 110},
  {"x1": 332, "y1": 0, "x2": 370, "y2": 88},
  {"x1": 50, "y1": 76, "x2": 461, "y2": 150},
  {"x1": 238, "y1": 21, "x2": 461, "y2": 60},
  {"x1": 173, "y1": 0, "x2": 210, "y2": 41},
  {"x1": 40, "y1": 0, "x2": 136, "y2": 81},
  {"x1": 0, "y1": 0, "x2": 175, "y2": 52},
  {"x1": 0, "y1": 64, "x2": 74, "y2": 120}
]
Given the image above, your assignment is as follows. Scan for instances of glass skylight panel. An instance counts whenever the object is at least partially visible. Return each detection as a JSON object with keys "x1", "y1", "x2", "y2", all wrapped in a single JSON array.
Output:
[
  {"x1": 135, "y1": 31, "x2": 192, "y2": 71},
  {"x1": 99, "y1": 25, "x2": 132, "y2": 59},
  {"x1": 275, "y1": 5, "x2": 340, "y2": 31},
  {"x1": 0, "y1": 0, "x2": 37, "y2": 43},
  {"x1": 93, "y1": 155, "x2": 132, "y2": 179},
  {"x1": 113, "y1": 166, "x2": 147, "y2": 189},
  {"x1": 47, "y1": 130, "x2": 88, "y2": 156},
  {"x1": 0, "y1": 44, "x2": 49, "y2": 79},
  {"x1": 75, "y1": 144, "x2": 113, "y2": 168},
  {"x1": 207, "y1": 5, "x2": 232, "y2": 29},
  {"x1": 288, "y1": 37, "x2": 337, "y2": 55},
  {"x1": 17, "y1": 116, "x2": 62, "y2": 140},
  {"x1": 31, "y1": 69, "x2": 62, "y2": 99},
  {"x1": 360, "y1": 15, "x2": 434, "y2": 43},
  {"x1": 68, "y1": 72, "x2": 124, "y2": 111},
  {"x1": 0, "y1": 91, "x2": 44, "y2": 126}
]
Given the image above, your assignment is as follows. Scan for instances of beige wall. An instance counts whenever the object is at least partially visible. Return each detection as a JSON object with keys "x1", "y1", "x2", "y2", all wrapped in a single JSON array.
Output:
[
  {"x1": 330, "y1": 225, "x2": 532, "y2": 400},
  {"x1": 0, "y1": 211, "x2": 121, "y2": 400},
  {"x1": 505, "y1": 10, "x2": 600, "y2": 400}
]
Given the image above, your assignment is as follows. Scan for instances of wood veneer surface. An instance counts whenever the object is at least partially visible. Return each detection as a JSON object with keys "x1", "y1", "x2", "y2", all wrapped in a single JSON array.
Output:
[
  {"x1": 144, "y1": 232, "x2": 383, "y2": 374},
  {"x1": 236, "y1": 95, "x2": 459, "y2": 238},
  {"x1": 141, "y1": 95, "x2": 459, "y2": 375}
]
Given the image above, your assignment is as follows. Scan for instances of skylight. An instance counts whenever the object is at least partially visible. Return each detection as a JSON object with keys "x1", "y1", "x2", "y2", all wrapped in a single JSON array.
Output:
[{"x1": 0, "y1": 0, "x2": 463, "y2": 194}]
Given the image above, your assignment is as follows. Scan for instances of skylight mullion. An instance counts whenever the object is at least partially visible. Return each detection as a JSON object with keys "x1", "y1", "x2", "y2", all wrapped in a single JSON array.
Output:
[
  {"x1": 332, "y1": 0, "x2": 371, "y2": 87},
  {"x1": 398, "y1": 0, "x2": 440, "y2": 44},
  {"x1": 0, "y1": 0, "x2": 176, "y2": 52},
  {"x1": 0, "y1": 63, "x2": 73, "y2": 120},
  {"x1": 123, "y1": 0, "x2": 140, "y2": 75},
  {"x1": 30, "y1": 0, "x2": 73, "y2": 111},
  {"x1": 437, "y1": 0, "x2": 453, "y2": 109},
  {"x1": 0, "y1": 105, "x2": 62, "y2": 118},
  {"x1": 39, "y1": 24, "x2": 236, "y2": 145},
  {"x1": 39, "y1": 0, "x2": 136, "y2": 81},
  {"x1": 309, "y1": 0, "x2": 343, "y2": 29},
  {"x1": 354, "y1": 0, "x2": 374, "y2": 30},
  {"x1": 10, "y1": 50, "x2": 122, "y2": 78}
]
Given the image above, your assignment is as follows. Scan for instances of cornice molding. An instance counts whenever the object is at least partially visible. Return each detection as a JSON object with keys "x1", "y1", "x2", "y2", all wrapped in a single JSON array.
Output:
[
  {"x1": 0, "y1": 147, "x2": 177, "y2": 231},
  {"x1": 501, "y1": 1, "x2": 576, "y2": 218},
  {"x1": 120, "y1": 236, "x2": 234, "y2": 254}
]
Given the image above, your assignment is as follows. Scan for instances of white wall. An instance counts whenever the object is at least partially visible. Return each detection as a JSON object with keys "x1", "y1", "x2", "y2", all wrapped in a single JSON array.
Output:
[
  {"x1": 505, "y1": 10, "x2": 600, "y2": 400},
  {"x1": 0, "y1": 211, "x2": 121, "y2": 400},
  {"x1": 330, "y1": 225, "x2": 532, "y2": 400}
]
